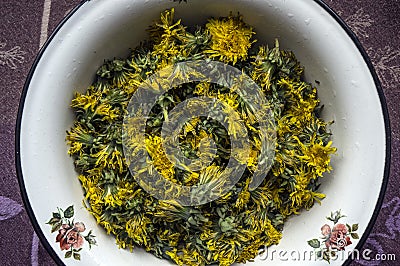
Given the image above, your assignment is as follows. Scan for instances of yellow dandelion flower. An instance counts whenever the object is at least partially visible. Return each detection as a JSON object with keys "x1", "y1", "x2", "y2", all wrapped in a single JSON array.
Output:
[
  {"x1": 145, "y1": 135, "x2": 176, "y2": 182},
  {"x1": 296, "y1": 135, "x2": 336, "y2": 176},
  {"x1": 165, "y1": 248, "x2": 184, "y2": 266},
  {"x1": 150, "y1": 8, "x2": 187, "y2": 68},
  {"x1": 92, "y1": 144, "x2": 125, "y2": 173},
  {"x1": 100, "y1": 220, "x2": 113, "y2": 235},
  {"x1": 66, "y1": 123, "x2": 93, "y2": 152},
  {"x1": 95, "y1": 103, "x2": 120, "y2": 121},
  {"x1": 71, "y1": 92, "x2": 99, "y2": 111},
  {"x1": 235, "y1": 185, "x2": 250, "y2": 209},
  {"x1": 182, "y1": 117, "x2": 201, "y2": 136},
  {"x1": 103, "y1": 188, "x2": 123, "y2": 207},
  {"x1": 68, "y1": 141, "x2": 82, "y2": 155},
  {"x1": 251, "y1": 45, "x2": 275, "y2": 90},
  {"x1": 205, "y1": 15, "x2": 255, "y2": 65},
  {"x1": 88, "y1": 192, "x2": 104, "y2": 216},
  {"x1": 194, "y1": 81, "x2": 211, "y2": 96},
  {"x1": 126, "y1": 214, "x2": 151, "y2": 245}
]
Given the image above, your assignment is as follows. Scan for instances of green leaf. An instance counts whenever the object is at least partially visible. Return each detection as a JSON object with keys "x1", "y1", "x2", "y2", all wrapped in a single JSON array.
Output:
[
  {"x1": 51, "y1": 222, "x2": 62, "y2": 233},
  {"x1": 346, "y1": 224, "x2": 351, "y2": 232},
  {"x1": 322, "y1": 250, "x2": 331, "y2": 263},
  {"x1": 52, "y1": 212, "x2": 61, "y2": 219},
  {"x1": 307, "y1": 239, "x2": 320, "y2": 249},
  {"x1": 73, "y1": 253, "x2": 81, "y2": 260},
  {"x1": 351, "y1": 233, "x2": 359, "y2": 239},
  {"x1": 64, "y1": 205, "x2": 74, "y2": 219},
  {"x1": 46, "y1": 217, "x2": 61, "y2": 225},
  {"x1": 65, "y1": 251, "x2": 72, "y2": 259},
  {"x1": 352, "y1": 224, "x2": 359, "y2": 232}
]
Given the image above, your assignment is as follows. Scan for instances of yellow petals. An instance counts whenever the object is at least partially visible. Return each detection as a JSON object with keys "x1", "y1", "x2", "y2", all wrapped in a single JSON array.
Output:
[
  {"x1": 297, "y1": 137, "x2": 337, "y2": 177},
  {"x1": 145, "y1": 135, "x2": 176, "y2": 181},
  {"x1": 95, "y1": 103, "x2": 120, "y2": 121},
  {"x1": 71, "y1": 92, "x2": 99, "y2": 111},
  {"x1": 205, "y1": 15, "x2": 255, "y2": 65},
  {"x1": 126, "y1": 215, "x2": 151, "y2": 245}
]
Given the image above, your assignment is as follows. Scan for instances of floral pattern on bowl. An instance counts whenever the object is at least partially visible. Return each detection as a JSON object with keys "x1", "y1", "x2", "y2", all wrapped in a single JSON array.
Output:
[
  {"x1": 308, "y1": 210, "x2": 359, "y2": 263},
  {"x1": 46, "y1": 205, "x2": 96, "y2": 260}
]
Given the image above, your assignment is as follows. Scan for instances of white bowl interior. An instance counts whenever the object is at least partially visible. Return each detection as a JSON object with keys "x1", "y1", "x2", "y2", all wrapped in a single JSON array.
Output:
[{"x1": 19, "y1": 0, "x2": 386, "y2": 265}]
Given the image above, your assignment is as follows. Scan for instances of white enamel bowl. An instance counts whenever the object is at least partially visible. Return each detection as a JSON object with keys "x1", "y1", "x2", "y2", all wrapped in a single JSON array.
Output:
[{"x1": 17, "y1": 0, "x2": 390, "y2": 265}]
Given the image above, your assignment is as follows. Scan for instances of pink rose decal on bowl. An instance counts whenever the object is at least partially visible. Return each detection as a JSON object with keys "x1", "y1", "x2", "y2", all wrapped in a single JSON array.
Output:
[
  {"x1": 321, "y1": 224, "x2": 331, "y2": 236},
  {"x1": 56, "y1": 222, "x2": 86, "y2": 250},
  {"x1": 308, "y1": 210, "x2": 359, "y2": 263},
  {"x1": 325, "y1": 223, "x2": 352, "y2": 250},
  {"x1": 47, "y1": 205, "x2": 96, "y2": 260}
]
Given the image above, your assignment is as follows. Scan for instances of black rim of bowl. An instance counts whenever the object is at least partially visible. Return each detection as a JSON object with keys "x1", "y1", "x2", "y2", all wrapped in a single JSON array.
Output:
[{"x1": 15, "y1": 1, "x2": 391, "y2": 265}]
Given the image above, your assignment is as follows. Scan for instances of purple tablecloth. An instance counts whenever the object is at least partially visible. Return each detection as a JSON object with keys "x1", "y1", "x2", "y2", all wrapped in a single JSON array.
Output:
[{"x1": 1, "y1": 1, "x2": 399, "y2": 265}]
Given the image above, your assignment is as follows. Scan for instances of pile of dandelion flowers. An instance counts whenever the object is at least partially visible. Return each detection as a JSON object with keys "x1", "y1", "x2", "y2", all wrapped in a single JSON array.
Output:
[{"x1": 66, "y1": 9, "x2": 336, "y2": 266}]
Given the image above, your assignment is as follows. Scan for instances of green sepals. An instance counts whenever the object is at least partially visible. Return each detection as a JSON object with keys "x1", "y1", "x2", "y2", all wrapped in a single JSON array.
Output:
[{"x1": 326, "y1": 210, "x2": 346, "y2": 224}]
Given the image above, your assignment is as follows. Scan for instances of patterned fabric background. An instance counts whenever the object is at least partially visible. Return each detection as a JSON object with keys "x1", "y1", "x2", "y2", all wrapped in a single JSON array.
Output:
[{"x1": 0, "y1": 0, "x2": 399, "y2": 265}]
